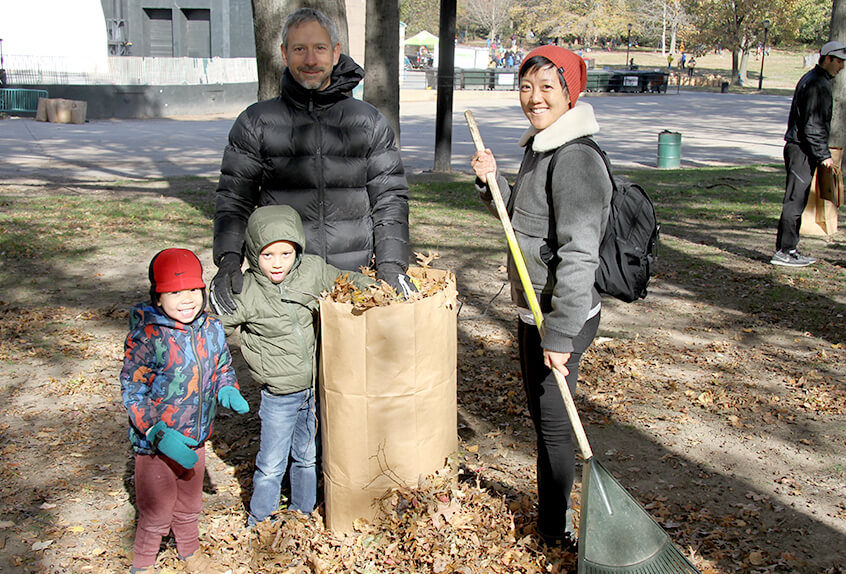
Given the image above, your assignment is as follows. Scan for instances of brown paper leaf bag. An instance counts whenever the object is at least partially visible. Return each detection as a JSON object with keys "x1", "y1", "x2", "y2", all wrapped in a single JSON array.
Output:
[{"x1": 318, "y1": 267, "x2": 458, "y2": 532}]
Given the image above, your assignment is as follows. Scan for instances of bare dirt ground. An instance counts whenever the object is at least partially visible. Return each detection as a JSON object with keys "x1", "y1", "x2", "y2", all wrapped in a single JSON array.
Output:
[{"x1": 0, "y1": 176, "x2": 844, "y2": 573}]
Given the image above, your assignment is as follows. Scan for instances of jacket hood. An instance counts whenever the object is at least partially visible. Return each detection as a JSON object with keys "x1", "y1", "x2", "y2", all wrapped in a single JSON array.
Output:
[
  {"x1": 280, "y1": 53, "x2": 365, "y2": 107},
  {"x1": 519, "y1": 101, "x2": 600, "y2": 152},
  {"x1": 244, "y1": 205, "x2": 305, "y2": 273}
]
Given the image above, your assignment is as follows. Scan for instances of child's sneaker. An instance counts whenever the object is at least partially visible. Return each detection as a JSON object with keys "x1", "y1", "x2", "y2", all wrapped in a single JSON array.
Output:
[{"x1": 182, "y1": 552, "x2": 230, "y2": 574}]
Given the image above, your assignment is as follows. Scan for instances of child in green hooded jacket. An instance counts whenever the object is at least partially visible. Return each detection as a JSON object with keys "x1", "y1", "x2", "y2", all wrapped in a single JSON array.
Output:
[{"x1": 214, "y1": 205, "x2": 372, "y2": 524}]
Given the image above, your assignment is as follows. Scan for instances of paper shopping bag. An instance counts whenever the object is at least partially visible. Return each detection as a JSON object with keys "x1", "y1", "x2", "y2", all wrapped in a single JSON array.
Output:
[
  {"x1": 318, "y1": 267, "x2": 458, "y2": 532},
  {"x1": 801, "y1": 148, "x2": 841, "y2": 237},
  {"x1": 816, "y1": 147, "x2": 844, "y2": 207}
]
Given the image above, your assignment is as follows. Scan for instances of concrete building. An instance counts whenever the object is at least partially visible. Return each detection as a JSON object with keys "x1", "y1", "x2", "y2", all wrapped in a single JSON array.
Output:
[
  {"x1": 99, "y1": 0, "x2": 255, "y2": 58},
  {"x1": 1, "y1": 0, "x2": 367, "y2": 118}
]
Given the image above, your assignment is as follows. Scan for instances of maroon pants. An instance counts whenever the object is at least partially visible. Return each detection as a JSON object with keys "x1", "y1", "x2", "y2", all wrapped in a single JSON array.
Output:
[{"x1": 132, "y1": 446, "x2": 205, "y2": 569}]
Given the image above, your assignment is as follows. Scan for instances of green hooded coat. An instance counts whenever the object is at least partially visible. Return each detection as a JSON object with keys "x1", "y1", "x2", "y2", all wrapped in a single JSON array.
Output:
[{"x1": 220, "y1": 205, "x2": 372, "y2": 395}]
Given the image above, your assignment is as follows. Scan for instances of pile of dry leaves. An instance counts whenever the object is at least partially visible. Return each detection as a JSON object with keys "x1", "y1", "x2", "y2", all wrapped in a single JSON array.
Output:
[
  {"x1": 145, "y1": 462, "x2": 575, "y2": 574},
  {"x1": 324, "y1": 252, "x2": 453, "y2": 311}
]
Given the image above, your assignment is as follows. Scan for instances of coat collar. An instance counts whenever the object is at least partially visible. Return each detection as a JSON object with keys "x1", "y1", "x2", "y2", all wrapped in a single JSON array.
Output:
[{"x1": 518, "y1": 101, "x2": 601, "y2": 152}]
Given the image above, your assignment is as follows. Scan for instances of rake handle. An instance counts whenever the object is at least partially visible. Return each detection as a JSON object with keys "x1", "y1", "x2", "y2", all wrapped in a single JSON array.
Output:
[{"x1": 464, "y1": 110, "x2": 593, "y2": 461}]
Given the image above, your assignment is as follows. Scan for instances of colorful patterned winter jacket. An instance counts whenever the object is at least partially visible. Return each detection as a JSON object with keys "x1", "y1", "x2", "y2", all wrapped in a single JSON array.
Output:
[{"x1": 120, "y1": 304, "x2": 239, "y2": 455}]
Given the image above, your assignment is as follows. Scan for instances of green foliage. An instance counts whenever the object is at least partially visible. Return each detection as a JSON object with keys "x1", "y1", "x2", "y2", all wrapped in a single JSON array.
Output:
[
  {"x1": 681, "y1": 0, "x2": 794, "y2": 77},
  {"x1": 401, "y1": 0, "x2": 441, "y2": 37},
  {"x1": 791, "y1": 0, "x2": 832, "y2": 45},
  {"x1": 401, "y1": 0, "x2": 829, "y2": 50},
  {"x1": 508, "y1": 0, "x2": 637, "y2": 44}
]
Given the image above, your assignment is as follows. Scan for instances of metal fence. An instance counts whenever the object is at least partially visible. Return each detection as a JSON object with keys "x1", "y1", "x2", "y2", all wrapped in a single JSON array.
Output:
[
  {"x1": 3, "y1": 56, "x2": 257, "y2": 86},
  {"x1": 0, "y1": 88, "x2": 49, "y2": 114}
]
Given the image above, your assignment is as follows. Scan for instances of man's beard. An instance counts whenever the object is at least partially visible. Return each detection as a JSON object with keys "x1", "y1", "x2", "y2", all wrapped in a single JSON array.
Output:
[{"x1": 296, "y1": 67, "x2": 331, "y2": 90}]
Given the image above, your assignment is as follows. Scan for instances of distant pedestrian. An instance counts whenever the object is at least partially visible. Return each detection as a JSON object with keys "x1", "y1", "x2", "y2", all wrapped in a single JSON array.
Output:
[
  {"x1": 680, "y1": 52, "x2": 686, "y2": 69},
  {"x1": 687, "y1": 57, "x2": 696, "y2": 78},
  {"x1": 772, "y1": 41, "x2": 846, "y2": 267},
  {"x1": 667, "y1": 53, "x2": 674, "y2": 70}
]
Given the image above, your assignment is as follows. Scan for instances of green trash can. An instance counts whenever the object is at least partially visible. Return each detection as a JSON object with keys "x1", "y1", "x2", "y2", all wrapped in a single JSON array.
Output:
[{"x1": 657, "y1": 130, "x2": 681, "y2": 168}]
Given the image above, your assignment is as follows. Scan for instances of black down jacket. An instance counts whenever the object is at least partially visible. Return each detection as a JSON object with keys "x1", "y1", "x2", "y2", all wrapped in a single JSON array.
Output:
[{"x1": 213, "y1": 54, "x2": 409, "y2": 273}]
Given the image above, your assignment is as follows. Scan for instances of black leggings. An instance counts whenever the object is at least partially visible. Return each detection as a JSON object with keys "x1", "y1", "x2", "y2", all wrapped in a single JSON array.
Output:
[{"x1": 518, "y1": 312, "x2": 600, "y2": 539}]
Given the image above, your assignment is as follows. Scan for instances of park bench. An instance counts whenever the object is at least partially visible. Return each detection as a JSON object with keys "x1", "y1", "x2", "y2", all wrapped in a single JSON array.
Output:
[{"x1": 0, "y1": 88, "x2": 49, "y2": 115}]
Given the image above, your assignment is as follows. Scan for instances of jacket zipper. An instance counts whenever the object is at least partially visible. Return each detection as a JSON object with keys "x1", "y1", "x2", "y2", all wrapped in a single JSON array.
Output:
[
  {"x1": 279, "y1": 285, "x2": 311, "y2": 385},
  {"x1": 311, "y1": 95, "x2": 328, "y2": 260},
  {"x1": 189, "y1": 324, "x2": 204, "y2": 443}
]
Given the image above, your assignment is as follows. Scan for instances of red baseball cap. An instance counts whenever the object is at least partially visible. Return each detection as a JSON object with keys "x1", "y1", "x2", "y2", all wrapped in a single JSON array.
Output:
[
  {"x1": 149, "y1": 248, "x2": 205, "y2": 293},
  {"x1": 520, "y1": 45, "x2": 588, "y2": 107}
]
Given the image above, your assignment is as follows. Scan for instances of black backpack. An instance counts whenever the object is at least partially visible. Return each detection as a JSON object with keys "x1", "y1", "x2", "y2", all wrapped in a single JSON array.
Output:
[{"x1": 552, "y1": 137, "x2": 659, "y2": 303}]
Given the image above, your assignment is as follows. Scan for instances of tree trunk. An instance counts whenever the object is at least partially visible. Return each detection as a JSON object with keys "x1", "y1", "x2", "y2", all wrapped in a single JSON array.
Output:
[
  {"x1": 739, "y1": 50, "x2": 750, "y2": 85},
  {"x1": 434, "y1": 0, "x2": 457, "y2": 172},
  {"x1": 731, "y1": 50, "x2": 740, "y2": 84},
  {"x1": 364, "y1": 0, "x2": 401, "y2": 143},
  {"x1": 830, "y1": 0, "x2": 846, "y2": 148},
  {"x1": 251, "y1": 0, "x2": 349, "y2": 101}
]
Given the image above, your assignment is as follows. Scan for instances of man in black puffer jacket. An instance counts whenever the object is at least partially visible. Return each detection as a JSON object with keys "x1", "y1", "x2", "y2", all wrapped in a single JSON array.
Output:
[
  {"x1": 211, "y1": 7, "x2": 410, "y2": 313},
  {"x1": 772, "y1": 40, "x2": 845, "y2": 268}
]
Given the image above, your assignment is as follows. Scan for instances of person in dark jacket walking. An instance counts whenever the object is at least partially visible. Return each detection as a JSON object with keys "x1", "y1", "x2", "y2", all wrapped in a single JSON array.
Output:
[
  {"x1": 470, "y1": 46, "x2": 612, "y2": 551},
  {"x1": 210, "y1": 7, "x2": 410, "y2": 314},
  {"x1": 772, "y1": 40, "x2": 845, "y2": 267},
  {"x1": 121, "y1": 248, "x2": 249, "y2": 574}
]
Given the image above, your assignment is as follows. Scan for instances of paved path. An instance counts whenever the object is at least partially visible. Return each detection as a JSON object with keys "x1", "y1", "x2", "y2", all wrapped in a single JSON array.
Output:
[{"x1": 0, "y1": 90, "x2": 789, "y2": 184}]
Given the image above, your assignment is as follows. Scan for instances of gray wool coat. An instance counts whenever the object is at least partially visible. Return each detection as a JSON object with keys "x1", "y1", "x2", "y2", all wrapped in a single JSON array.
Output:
[{"x1": 478, "y1": 101, "x2": 612, "y2": 353}]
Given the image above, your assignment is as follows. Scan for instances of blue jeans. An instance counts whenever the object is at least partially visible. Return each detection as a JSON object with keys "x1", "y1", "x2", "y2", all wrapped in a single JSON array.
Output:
[{"x1": 249, "y1": 388, "x2": 317, "y2": 524}]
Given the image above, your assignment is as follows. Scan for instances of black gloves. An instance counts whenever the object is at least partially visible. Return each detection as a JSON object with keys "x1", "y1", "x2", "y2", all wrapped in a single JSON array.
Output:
[
  {"x1": 209, "y1": 253, "x2": 244, "y2": 315},
  {"x1": 377, "y1": 263, "x2": 417, "y2": 297}
]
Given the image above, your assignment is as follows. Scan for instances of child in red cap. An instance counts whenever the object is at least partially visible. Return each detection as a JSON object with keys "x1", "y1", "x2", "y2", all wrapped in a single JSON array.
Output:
[{"x1": 121, "y1": 248, "x2": 249, "y2": 573}]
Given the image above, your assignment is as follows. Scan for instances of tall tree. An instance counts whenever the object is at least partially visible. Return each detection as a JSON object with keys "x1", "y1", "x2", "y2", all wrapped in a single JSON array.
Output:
[
  {"x1": 463, "y1": 0, "x2": 515, "y2": 41},
  {"x1": 684, "y1": 0, "x2": 790, "y2": 84},
  {"x1": 251, "y1": 0, "x2": 349, "y2": 100},
  {"x1": 401, "y1": 0, "x2": 441, "y2": 36},
  {"x1": 509, "y1": 0, "x2": 636, "y2": 47},
  {"x1": 794, "y1": 0, "x2": 834, "y2": 44},
  {"x1": 364, "y1": 0, "x2": 402, "y2": 143},
  {"x1": 639, "y1": 0, "x2": 687, "y2": 54},
  {"x1": 830, "y1": 0, "x2": 846, "y2": 148}
]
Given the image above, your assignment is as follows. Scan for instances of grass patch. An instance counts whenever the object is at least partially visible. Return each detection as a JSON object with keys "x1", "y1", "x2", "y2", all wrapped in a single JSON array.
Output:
[
  {"x1": 626, "y1": 165, "x2": 784, "y2": 228},
  {"x1": 0, "y1": 166, "x2": 843, "y2": 345},
  {"x1": 0, "y1": 189, "x2": 215, "y2": 262},
  {"x1": 410, "y1": 178, "x2": 504, "y2": 264},
  {"x1": 587, "y1": 47, "x2": 811, "y2": 92}
]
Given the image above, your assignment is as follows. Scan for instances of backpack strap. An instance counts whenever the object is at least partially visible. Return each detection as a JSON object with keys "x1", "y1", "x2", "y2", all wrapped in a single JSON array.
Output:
[
  {"x1": 549, "y1": 136, "x2": 615, "y2": 186},
  {"x1": 546, "y1": 136, "x2": 616, "y2": 264}
]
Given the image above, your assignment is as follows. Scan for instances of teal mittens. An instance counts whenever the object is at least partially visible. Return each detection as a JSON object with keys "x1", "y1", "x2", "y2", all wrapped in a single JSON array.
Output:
[
  {"x1": 218, "y1": 386, "x2": 249, "y2": 414},
  {"x1": 146, "y1": 421, "x2": 199, "y2": 469}
]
